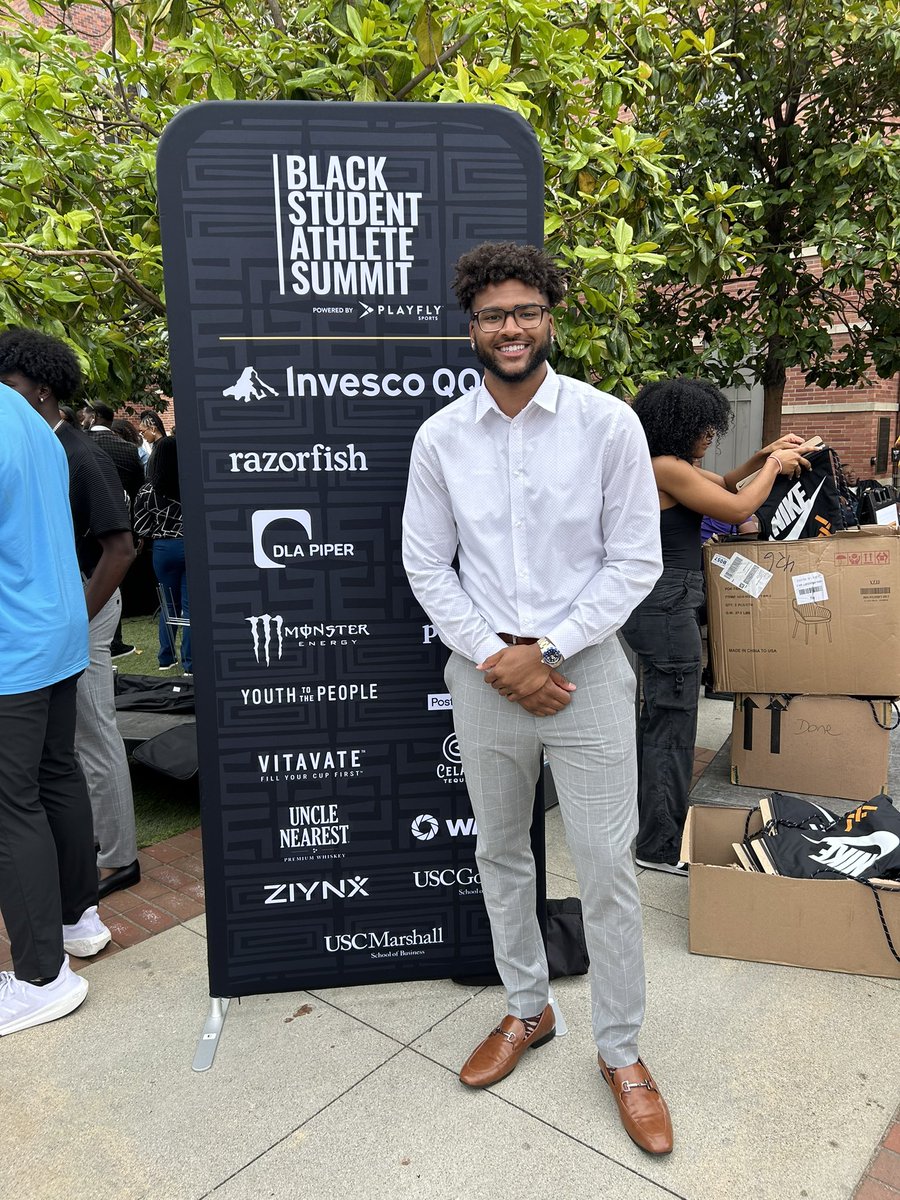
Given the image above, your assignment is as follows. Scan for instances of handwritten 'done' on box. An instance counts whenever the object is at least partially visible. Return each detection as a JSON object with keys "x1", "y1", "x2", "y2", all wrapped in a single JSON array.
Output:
[
  {"x1": 704, "y1": 528, "x2": 900, "y2": 697},
  {"x1": 729, "y1": 694, "x2": 894, "y2": 802}
]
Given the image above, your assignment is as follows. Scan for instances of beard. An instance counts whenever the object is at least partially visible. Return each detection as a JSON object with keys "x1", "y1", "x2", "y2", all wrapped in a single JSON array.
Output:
[{"x1": 474, "y1": 328, "x2": 552, "y2": 384}]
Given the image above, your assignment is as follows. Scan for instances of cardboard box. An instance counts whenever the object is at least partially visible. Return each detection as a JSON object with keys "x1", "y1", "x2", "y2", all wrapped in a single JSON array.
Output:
[
  {"x1": 730, "y1": 695, "x2": 894, "y2": 802},
  {"x1": 705, "y1": 527, "x2": 900, "y2": 696},
  {"x1": 682, "y1": 804, "x2": 900, "y2": 979}
]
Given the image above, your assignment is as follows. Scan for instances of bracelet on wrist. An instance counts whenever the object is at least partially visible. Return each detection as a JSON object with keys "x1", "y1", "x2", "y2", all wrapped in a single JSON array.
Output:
[{"x1": 767, "y1": 454, "x2": 781, "y2": 469}]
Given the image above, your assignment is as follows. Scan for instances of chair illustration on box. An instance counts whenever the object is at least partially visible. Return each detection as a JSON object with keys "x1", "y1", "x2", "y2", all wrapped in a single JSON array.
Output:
[{"x1": 791, "y1": 599, "x2": 832, "y2": 644}]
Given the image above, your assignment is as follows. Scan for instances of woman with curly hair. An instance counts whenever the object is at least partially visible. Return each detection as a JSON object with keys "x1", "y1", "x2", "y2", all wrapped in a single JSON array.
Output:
[
  {"x1": 621, "y1": 377, "x2": 809, "y2": 874},
  {"x1": 133, "y1": 437, "x2": 191, "y2": 674}
]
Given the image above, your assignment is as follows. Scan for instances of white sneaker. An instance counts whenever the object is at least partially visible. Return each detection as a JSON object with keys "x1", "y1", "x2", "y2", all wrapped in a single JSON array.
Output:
[
  {"x1": 63, "y1": 906, "x2": 111, "y2": 957},
  {"x1": 0, "y1": 957, "x2": 88, "y2": 1035},
  {"x1": 635, "y1": 857, "x2": 689, "y2": 876}
]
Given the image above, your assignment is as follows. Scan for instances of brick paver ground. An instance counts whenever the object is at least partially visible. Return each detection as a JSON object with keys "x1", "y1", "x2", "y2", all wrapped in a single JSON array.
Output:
[{"x1": 2, "y1": 749, "x2": 896, "y2": 1195}]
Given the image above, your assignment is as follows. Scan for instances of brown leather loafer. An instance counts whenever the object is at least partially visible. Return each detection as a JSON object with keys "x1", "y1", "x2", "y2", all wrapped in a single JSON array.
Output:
[
  {"x1": 459, "y1": 1005, "x2": 556, "y2": 1088},
  {"x1": 598, "y1": 1054, "x2": 674, "y2": 1155}
]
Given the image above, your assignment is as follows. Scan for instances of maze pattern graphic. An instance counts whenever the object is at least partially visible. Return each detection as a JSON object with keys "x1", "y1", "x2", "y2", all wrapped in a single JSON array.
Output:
[{"x1": 158, "y1": 102, "x2": 544, "y2": 996}]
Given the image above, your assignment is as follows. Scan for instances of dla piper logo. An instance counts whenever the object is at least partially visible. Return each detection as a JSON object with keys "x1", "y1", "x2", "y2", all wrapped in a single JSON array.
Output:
[
  {"x1": 263, "y1": 876, "x2": 369, "y2": 904},
  {"x1": 251, "y1": 508, "x2": 355, "y2": 568},
  {"x1": 246, "y1": 615, "x2": 369, "y2": 664}
]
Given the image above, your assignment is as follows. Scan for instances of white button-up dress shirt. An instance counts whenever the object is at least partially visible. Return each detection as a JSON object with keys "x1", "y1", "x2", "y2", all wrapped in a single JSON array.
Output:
[{"x1": 402, "y1": 365, "x2": 663, "y2": 664}]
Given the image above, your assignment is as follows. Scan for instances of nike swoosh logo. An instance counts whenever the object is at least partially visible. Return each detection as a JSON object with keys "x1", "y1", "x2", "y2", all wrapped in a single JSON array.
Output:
[{"x1": 781, "y1": 477, "x2": 827, "y2": 540}]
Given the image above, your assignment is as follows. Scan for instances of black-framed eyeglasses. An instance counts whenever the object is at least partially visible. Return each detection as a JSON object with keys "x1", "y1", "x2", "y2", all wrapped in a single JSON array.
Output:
[{"x1": 472, "y1": 304, "x2": 551, "y2": 332}]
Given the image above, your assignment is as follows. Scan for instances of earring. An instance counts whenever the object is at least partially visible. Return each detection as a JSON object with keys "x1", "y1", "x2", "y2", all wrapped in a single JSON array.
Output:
[{"x1": 470, "y1": 340, "x2": 475, "y2": 350}]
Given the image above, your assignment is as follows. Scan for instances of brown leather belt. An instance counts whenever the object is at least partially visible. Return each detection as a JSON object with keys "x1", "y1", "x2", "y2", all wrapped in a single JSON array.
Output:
[{"x1": 497, "y1": 633, "x2": 538, "y2": 646}]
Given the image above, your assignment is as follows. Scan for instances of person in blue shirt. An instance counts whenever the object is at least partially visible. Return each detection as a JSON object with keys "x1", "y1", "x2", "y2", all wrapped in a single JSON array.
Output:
[{"x1": 0, "y1": 381, "x2": 111, "y2": 1037}]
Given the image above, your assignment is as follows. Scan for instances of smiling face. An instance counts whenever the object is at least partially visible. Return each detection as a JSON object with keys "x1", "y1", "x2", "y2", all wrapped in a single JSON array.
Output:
[{"x1": 469, "y1": 279, "x2": 554, "y2": 386}]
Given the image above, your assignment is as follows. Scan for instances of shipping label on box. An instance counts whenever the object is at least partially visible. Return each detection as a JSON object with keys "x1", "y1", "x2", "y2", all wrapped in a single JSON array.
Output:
[
  {"x1": 729, "y1": 695, "x2": 894, "y2": 802},
  {"x1": 705, "y1": 528, "x2": 900, "y2": 696}
]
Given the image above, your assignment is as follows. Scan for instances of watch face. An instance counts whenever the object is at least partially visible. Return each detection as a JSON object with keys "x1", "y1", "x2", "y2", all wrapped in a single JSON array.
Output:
[{"x1": 540, "y1": 641, "x2": 563, "y2": 667}]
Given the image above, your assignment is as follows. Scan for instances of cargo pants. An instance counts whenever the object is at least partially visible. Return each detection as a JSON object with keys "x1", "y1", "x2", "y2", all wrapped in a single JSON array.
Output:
[{"x1": 621, "y1": 568, "x2": 705, "y2": 865}]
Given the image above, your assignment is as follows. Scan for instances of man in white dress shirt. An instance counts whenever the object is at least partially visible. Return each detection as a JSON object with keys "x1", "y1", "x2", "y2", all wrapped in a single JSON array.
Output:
[{"x1": 402, "y1": 243, "x2": 673, "y2": 1154}]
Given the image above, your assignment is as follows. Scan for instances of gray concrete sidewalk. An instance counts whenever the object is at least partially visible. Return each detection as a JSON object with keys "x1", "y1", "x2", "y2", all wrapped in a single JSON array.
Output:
[{"x1": 3, "y1": 697, "x2": 898, "y2": 1200}]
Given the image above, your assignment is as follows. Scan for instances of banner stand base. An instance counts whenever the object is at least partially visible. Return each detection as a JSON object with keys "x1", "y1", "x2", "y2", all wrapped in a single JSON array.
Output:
[
  {"x1": 548, "y1": 992, "x2": 567, "y2": 1037},
  {"x1": 192, "y1": 996, "x2": 230, "y2": 1072}
]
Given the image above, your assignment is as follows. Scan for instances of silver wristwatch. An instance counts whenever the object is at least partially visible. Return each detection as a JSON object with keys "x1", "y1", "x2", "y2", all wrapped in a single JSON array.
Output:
[{"x1": 537, "y1": 637, "x2": 564, "y2": 668}]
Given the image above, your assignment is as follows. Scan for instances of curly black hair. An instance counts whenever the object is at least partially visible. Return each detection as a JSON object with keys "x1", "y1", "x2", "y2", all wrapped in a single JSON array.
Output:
[
  {"x1": 631, "y1": 377, "x2": 731, "y2": 461},
  {"x1": 452, "y1": 242, "x2": 567, "y2": 312},
  {"x1": 0, "y1": 328, "x2": 82, "y2": 404}
]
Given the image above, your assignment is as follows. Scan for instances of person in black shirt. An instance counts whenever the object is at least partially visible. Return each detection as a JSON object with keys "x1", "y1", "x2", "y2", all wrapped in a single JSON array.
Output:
[
  {"x1": 0, "y1": 330, "x2": 141, "y2": 900},
  {"x1": 622, "y1": 378, "x2": 809, "y2": 874},
  {"x1": 85, "y1": 402, "x2": 143, "y2": 658},
  {"x1": 89, "y1": 402, "x2": 144, "y2": 505}
]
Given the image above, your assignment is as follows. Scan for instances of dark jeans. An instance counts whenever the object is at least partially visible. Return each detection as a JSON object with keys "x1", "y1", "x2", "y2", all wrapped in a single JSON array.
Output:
[
  {"x1": 153, "y1": 538, "x2": 191, "y2": 672},
  {"x1": 0, "y1": 675, "x2": 98, "y2": 979},
  {"x1": 621, "y1": 568, "x2": 704, "y2": 864}
]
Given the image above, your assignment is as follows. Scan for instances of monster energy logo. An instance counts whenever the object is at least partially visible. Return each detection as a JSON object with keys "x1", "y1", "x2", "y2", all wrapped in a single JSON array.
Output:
[{"x1": 246, "y1": 614, "x2": 284, "y2": 665}]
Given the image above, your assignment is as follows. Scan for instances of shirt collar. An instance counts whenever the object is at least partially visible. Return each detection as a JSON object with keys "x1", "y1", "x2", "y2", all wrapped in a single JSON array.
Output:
[{"x1": 473, "y1": 363, "x2": 560, "y2": 422}]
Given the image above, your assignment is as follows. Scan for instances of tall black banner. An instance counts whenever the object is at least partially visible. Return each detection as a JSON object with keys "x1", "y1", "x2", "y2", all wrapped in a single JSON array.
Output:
[{"x1": 157, "y1": 102, "x2": 544, "y2": 997}]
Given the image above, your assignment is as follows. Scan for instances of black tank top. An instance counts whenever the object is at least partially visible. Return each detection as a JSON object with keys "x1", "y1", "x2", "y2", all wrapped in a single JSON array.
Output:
[{"x1": 660, "y1": 503, "x2": 702, "y2": 570}]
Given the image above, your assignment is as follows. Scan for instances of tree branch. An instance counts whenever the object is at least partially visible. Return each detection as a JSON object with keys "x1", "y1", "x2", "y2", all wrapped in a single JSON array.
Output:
[
  {"x1": 393, "y1": 30, "x2": 475, "y2": 100},
  {"x1": 0, "y1": 244, "x2": 165, "y2": 313}
]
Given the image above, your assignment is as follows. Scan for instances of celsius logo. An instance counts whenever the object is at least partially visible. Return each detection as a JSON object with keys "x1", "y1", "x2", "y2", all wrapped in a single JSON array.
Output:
[
  {"x1": 262, "y1": 876, "x2": 369, "y2": 905},
  {"x1": 252, "y1": 509, "x2": 312, "y2": 569},
  {"x1": 411, "y1": 814, "x2": 439, "y2": 841},
  {"x1": 251, "y1": 509, "x2": 356, "y2": 568},
  {"x1": 428, "y1": 693, "x2": 453, "y2": 711},
  {"x1": 223, "y1": 367, "x2": 279, "y2": 404}
]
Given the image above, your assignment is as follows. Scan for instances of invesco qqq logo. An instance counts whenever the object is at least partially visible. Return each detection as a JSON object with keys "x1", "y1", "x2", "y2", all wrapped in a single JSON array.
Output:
[
  {"x1": 411, "y1": 814, "x2": 439, "y2": 841},
  {"x1": 252, "y1": 509, "x2": 312, "y2": 569}
]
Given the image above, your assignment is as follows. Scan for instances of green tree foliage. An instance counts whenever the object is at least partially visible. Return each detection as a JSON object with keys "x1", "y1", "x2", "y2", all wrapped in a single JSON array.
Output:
[
  {"x1": 636, "y1": 0, "x2": 900, "y2": 443},
  {"x1": 0, "y1": 0, "x2": 752, "y2": 405}
]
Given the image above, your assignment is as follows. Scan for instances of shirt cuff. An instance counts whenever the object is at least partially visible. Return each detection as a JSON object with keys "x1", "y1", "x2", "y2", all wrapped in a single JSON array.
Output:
[
  {"x1": 546, "y1": 622, "x2": 589, "y2": 663},
  {"x1": 473, "y1": 634, "x2": 508, "y2": 665}
]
